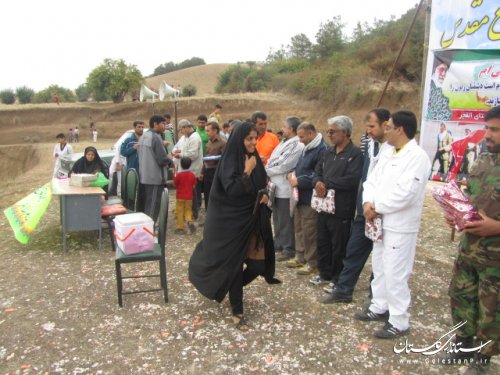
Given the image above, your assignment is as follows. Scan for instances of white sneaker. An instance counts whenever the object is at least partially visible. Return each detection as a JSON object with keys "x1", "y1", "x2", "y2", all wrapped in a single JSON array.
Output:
[
  {"x1": 309, "y1": 275, "x2": 330, "y2": 285},
  {"x1": 323, "y1": 282, "x2": 335, "y2": 294}
]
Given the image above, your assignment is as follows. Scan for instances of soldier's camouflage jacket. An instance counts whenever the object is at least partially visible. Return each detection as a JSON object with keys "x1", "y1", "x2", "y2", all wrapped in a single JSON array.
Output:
[{"x1": 462, "y1": 152, "x2": 500, "y2": 267}]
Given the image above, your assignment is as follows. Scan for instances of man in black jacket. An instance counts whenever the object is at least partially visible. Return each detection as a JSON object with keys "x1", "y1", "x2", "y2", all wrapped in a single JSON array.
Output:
[
  {"x1": 321, "y1": 108, "x2": 390, "y2": 303},
  {"x1": 310, "y1": 115, "x2": 363, "y2": 286}
]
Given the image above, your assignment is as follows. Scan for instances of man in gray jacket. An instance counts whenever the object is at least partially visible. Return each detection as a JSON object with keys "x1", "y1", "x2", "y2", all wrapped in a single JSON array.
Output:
[
  {"x1": 138, "y1": 115, "x2": 170, "y2": 222},
  {"x1": 266, "y1": 116, "x2": 305, "y2": 261}
]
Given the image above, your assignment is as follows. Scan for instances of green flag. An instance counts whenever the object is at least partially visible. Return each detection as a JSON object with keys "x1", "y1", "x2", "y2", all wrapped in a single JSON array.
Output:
[{"x1": 3, "y1": 183, "x2": 52, "y2": 244}]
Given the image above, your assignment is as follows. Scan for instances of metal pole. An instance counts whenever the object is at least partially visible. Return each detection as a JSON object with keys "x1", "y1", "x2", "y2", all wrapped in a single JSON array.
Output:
[
  {"x1": 419, "y1": 0, "x2": 432, "y2": 116},
  {"x1": 174, "y1": 101, "x2": 178, "y2": 138},
  {"x1": 376, "y1": 0, "x2": 425, "y2": 107}
]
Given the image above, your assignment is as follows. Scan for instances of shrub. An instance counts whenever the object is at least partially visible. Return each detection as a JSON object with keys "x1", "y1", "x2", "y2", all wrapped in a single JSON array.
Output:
[
  {"x1": 182, "y1": 84, "x2": 197, "y2": 97},
  {"x1": 0, "y1": 89, "x2": 16, "y2": 104},
  {"x1": 75, "y1": 84, "x2": 91, "y2": 102},
  {"x1": 33, "y1": 85, "x2": 76, "y2": 103},
  {"x1": 16, "y1": 86, "x2": 35, "y2": 104}
]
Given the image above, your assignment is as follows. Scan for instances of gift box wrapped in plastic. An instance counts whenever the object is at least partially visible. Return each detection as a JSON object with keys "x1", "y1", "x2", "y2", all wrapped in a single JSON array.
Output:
[
  {"x1": 365, "y1": 215, "x2": 383, "y2": 242},
  {"x1": 431, "y1": 180, "x2": 481, "y2": 231}
]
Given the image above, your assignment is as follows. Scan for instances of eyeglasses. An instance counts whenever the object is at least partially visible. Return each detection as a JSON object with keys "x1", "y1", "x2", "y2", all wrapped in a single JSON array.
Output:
[
  {"x1": 384, "y1": 125, "x2": 398, "y2": 131},
  {"x1": 327, "y1": 129, "x2": 343, "y2": 135}
]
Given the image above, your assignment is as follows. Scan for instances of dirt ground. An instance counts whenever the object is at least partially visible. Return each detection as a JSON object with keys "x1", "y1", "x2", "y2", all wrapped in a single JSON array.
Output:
[{"x1": 0, "y1": 139, "x2": 497, "y2": 375}]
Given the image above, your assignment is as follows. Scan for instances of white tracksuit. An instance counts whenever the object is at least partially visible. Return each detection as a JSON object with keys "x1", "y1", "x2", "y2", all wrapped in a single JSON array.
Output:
[{"x1": 363, "y1": 139, "x2": 431, "y2": 330}]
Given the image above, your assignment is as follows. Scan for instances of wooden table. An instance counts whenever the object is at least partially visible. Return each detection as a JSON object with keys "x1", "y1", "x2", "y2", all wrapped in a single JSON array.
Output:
[{"x1": 51, "y1": 178, "x2": 105, "y2": 254}]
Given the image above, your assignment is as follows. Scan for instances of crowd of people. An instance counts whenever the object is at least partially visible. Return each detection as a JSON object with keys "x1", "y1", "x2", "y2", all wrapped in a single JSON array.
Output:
[{"x1": 53, "y1": 104, "x2": 500, "y2": 374}]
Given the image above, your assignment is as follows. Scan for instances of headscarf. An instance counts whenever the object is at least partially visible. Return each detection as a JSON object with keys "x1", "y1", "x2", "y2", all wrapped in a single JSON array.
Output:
[
  {"x1": 189, "y1": 122, "x2": 278, "y2": 303},
  {"x1": 69, "y1": 146, "x2": 109, "y2": 178}
]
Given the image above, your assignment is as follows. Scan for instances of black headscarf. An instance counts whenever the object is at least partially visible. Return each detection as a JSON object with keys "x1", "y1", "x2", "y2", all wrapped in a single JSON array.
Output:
[
  {"x1": 69, "y1": 146, "x2": 109, "y2": 178},
  {"x1": 189, "y1": 122, "x2": 279, "y2": 303}
]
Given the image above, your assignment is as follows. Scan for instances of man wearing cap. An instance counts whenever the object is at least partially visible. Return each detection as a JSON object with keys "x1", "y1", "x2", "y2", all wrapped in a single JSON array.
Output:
[{"x1": 173, "y1": 120, "x2": 203, "y2": 218}]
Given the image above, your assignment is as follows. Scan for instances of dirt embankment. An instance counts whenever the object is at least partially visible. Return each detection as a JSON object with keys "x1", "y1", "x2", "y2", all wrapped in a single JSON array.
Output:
[
  {"x1": 0, "y1": 144, "x2": 39, "y2": 181},
  {"x1": 0, "y1": 90, "x2": 420, "y2": 146}
]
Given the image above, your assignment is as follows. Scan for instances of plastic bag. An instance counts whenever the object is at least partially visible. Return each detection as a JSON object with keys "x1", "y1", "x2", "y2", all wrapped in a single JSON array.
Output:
[
  {"x1": 89, "y1": 172, "x2": 109, "y2": 188},
  {"x1": 431, "y1": 180, "x2": 481, "y2": 231}
]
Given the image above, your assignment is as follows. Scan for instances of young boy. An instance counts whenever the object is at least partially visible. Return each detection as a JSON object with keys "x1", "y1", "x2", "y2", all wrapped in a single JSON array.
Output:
[
  {"x1": 173, "y1": 157, "x2": 197, "y2": 234},
  {"x1": 53, "y1": 133, "x2": 73, "y2": 177}
]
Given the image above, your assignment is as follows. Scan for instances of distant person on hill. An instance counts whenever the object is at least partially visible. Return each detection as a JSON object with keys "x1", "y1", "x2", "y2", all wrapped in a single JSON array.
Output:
[
  {"x1": 93, "y1": 128, "x2": 98, "y2": 143},
  {"x1": 73, "y1": 127, "x2": 80, "y2": 143},
  {"x1": 53, "y1": 133, "x2": 73, "y2": 177},
  {"x1": 209, "y1": 104, "x2": 223, "y2": 126}
]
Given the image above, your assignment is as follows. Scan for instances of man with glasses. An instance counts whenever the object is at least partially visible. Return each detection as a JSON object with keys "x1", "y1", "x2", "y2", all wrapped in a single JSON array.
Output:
[
  {"x1": 321, "y1": 108, "x2": 390, "y2": 303},
  {"x1": 355, "y1": 110, "x2": 430, "y2": 339},
  {"x1": 310, "y1": 116, "x2": 363, "y2": 288},
  {"x1": 138, "y1": 115, "x2": 171, "y2": 222}
]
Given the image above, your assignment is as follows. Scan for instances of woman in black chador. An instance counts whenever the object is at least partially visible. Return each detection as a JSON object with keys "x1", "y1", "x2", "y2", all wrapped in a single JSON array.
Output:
[
  {"x1": 69, "y1": 146, "x2": 109, "y2": 178},
  {"x1": 189, "y1": 122, "x2": 280, "y2": 331}
]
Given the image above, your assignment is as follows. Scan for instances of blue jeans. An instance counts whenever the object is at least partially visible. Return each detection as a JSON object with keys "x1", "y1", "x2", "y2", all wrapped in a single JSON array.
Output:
[{"x1": 335, "y1": 216, "x2": 373, "y2": 295}]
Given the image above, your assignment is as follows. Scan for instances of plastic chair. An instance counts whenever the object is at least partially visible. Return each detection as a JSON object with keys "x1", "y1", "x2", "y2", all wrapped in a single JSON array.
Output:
[
  {"x1": 104, "y1": 165, "x2": 127, "y2": 206},
  {"x1": 114, "y1": 188, "x2": 169, "y2": 307},
  {"x1": 124, "y1": 168, "x2": 139, "y2": 211}
]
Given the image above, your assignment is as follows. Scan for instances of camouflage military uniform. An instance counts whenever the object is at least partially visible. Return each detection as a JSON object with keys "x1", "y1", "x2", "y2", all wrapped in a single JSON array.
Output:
[{"x1": 449, "y1": 152, "x2": 500, "y2": 357}]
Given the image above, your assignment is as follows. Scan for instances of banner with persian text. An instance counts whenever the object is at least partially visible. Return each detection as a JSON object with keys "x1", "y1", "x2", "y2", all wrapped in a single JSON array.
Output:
[{"x1": 420, "y1": 0, "x2": 500, "y2": 181}]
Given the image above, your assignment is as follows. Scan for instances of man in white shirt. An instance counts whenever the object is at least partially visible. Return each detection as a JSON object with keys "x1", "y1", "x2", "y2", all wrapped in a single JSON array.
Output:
[
  {"x1": 173, "y1": 120, "x2": 203, "y2": 217},
  {"x1": 53, "y1": 133, "x2": 73, "y2": 177},
  {"x1": 356, "y1": 110, "x2": 431, "y2": 339}
]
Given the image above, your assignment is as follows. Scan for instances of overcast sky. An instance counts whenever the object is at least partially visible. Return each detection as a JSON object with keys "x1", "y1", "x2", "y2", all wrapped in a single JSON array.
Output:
[{"x1": 0, "y1": 0, "x2": 420, "y2": 91}]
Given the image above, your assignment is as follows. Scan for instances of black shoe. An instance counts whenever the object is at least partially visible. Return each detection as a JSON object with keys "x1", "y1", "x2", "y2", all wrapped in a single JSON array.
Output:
[
  {"x1": 354, "y1": 308, "x2": 389, "y2": 322},
  {"x1": 373, "y1": 322, "x2": 409, "y2": 339},
  {"x1": 321, "y1": 290, "x2": 353, "y2": 304}
]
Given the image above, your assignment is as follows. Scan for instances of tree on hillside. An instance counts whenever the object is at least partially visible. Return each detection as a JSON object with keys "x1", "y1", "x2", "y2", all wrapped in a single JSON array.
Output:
[
  {"x1": 75, "y1": 83, "x2": 91, "y2": 102},
  {"x1": 288, "y1": 33, "x2": 313, "y2": 60},
  {"x1": 32, "y1": 85, "x2": 76, "y2": 103},
  {"x1": 87, "y1": 59, "x2": 143, "y2": 103},
  {"x1": 0, "y1": 89, "x2": 16, "y2": 104},
  {"x1": 16, "y1": 86, "x2": 35, "y2": 104},
  {"x1": 314, "y1": 16, "x2": 345, "y2": 59},
  {"x1": 266, "y1": 45, "x2": 287, "y2": 63}
]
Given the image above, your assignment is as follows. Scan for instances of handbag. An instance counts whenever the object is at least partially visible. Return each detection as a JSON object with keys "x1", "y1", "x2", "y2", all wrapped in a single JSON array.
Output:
[{"x1": 311, "y1": 189, "x2": 335, "y2": 214}]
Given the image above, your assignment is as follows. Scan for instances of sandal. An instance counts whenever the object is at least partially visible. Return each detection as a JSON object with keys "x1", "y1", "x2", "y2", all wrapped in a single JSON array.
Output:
[{"x1": 232, "y1": 314, "x2": 249, "y2": 331}]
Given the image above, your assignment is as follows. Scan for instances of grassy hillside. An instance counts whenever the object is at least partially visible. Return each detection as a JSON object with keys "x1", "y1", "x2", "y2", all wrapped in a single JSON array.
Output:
[{"x1": 144, "y1": 64, "x2": 230, "y2": 96}]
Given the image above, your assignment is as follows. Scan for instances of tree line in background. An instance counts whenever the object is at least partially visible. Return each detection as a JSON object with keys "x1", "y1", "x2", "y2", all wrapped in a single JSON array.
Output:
[
  {"x1": 0, "y1": 56, "x2": 204, "y2": 105},
  {"x1": 216, "y1": 6, "x2": 424, "y2": 105},
  {"x1": 149, "y1": 57, "x2": 205, "y2": 77}
]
